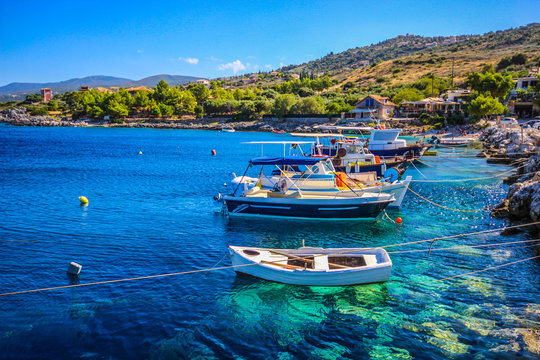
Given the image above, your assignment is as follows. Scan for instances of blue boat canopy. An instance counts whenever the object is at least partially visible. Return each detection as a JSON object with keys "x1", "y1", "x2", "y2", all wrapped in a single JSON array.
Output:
[{"x1": 250, "y1": 156, "x2": 328, "y2": 166}]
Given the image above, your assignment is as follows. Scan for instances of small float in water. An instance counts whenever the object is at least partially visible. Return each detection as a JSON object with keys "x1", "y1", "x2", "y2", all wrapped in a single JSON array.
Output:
[
  {"x1": 221, "y1": 127, "x2": 235, "y2": 133},
  {"x1": 229, "y1": 245, "x2": 392, "y2": 286}
]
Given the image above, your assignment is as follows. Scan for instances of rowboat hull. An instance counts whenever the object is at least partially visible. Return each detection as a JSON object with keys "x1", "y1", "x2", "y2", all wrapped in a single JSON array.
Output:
[{"x1": 229, "y1": 246, "x2": 392, "y2": 286}]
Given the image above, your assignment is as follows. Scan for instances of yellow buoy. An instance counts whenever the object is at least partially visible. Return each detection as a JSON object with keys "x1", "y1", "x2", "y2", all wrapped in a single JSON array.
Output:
[
  {"x1": 79, "y1": 196, "x2": 89, "y2": 204},
  {"x1": 139, "y1": 151, "x2": 143, "y2": 155}
]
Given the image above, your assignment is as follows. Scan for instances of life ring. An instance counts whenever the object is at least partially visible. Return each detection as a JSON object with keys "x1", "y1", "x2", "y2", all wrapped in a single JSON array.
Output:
[{"x1": 337, "y1": 148, "x2": 347, "y2": 158}]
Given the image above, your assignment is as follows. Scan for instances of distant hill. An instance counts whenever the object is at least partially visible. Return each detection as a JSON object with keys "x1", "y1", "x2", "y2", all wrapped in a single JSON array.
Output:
[
  {"x1": 0, "y1": 74, "x2": 202, "y2": 100},
  {"x1": 281, "y1": 23, "x2": 540, "y2": 75}
]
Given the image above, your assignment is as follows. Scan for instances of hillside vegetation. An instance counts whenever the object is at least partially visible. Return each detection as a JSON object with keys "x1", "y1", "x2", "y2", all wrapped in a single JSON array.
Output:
[{"x1": 282, "y1": 23, "x2": 540, "y2": 77}]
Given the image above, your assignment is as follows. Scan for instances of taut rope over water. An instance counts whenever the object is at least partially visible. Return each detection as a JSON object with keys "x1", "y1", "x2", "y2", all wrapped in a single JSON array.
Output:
[{"x1": 2, "y1": 221, "x2": 540, "y2": 296}]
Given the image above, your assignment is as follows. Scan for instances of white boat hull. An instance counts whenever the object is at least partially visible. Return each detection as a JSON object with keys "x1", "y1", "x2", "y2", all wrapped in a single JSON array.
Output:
[{"x1": 229, "y1": 246, "x2": 392, "y2": 286}]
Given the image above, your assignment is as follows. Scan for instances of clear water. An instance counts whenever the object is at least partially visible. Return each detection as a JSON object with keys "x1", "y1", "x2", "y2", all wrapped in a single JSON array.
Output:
[{"x1": 0, "y1": 126, "x2": 539, "y2": 359}]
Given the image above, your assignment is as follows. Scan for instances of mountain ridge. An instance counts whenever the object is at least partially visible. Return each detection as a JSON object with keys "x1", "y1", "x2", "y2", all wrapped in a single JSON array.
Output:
[{"x1": 0, "y1": 74, "x2": 203, "y2": 98}]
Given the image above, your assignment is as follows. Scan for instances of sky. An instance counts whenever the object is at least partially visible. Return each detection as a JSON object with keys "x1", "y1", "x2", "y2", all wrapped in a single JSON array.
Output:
[{"x1": 0, "y1": 0, "x2": 538, "y2": 86}]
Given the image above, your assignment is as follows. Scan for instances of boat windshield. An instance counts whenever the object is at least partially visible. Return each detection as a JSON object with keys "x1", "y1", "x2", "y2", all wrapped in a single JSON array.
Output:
[{"x1": 371, "y1": 130, "x2": 400, "y2": 141}]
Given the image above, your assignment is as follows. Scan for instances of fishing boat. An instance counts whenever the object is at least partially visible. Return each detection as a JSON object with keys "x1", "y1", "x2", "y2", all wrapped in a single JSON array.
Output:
[
  {"x1": 229, "y1": 155, "x2": 411, "y2": 208},
  {"x1": 438, "y1": 136, "x2": 478, "y2": 147},
  {"x1": 315, "y1": 125, "x2": 429, "y2": 159},
  {"x1": 221, "y1": 156, "x2": 395, "y2": 219},
  {"x1": 367, "y1": 128, "x2": 429, "y2": 159},
  {"x1": 229, "y1": 245, "x2": 392, "y2": 286},
  {"x1": 290, "y1": 132, "x2": 411, "y2": 177},
  {"x1": 222, "y1": 127, "x2": 235, "y2": 133}
]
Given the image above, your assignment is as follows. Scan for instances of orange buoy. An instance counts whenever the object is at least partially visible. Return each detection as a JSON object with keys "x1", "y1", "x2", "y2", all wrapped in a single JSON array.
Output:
[
  {"x1": 396, "y1": 217, "x2": 402, "y2": 224},
  {"x1": 211, "y1": 149, "x2": 217, "y2": 156}
]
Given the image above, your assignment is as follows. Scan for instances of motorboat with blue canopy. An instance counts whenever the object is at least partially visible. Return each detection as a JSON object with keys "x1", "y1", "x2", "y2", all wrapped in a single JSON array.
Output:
[
  {"x1": 218, "y1": 150, "x2": 398, "y2": 219},
  {"x1": 250, "y1": 156, "x2": 329, "y2": 166}
]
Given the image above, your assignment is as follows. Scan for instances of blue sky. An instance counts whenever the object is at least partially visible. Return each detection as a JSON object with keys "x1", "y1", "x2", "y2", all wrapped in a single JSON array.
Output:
[{"x1": 0, "y1": 0, "x2": 538, "y2": 85}]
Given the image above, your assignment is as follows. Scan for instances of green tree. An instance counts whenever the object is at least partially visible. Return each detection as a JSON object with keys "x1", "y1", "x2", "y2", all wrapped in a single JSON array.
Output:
[
  {"x1": 466, "y1": 71, "x2": 514, "y2": 99},
  {"x1": 272, "y1": 94, "x2": 297, "y2": 117},
  {"x1": 187, "y1": 83, "x2": 210, "y2": 103},
  {"x1": 468, "y1": 94, "x2": 507, "y2": 118},
  {"x1": 211, "y1": 87, "x2": 234, "y2": 100},
  {"x1": 47, "y1": 99, "x2": 59, "y2": 111},
  {"x1": 194, "y1": 105, "x2": 204, "y2": 118},
  {"x1": 134, "y1": 91, "x2": 151, "y2": 109},
  {"x1": 150, "y1": 104, "x2": 162, "y2": 117},
  {"x1": 153, "y1": 80, "x2": 170, "y2": 103},
  {"x1": 24, "y1": 93, "x2": 42, "y2": 103},
  {"x1": 291, "y1": 96, "x2": 325, "y2": 115},
  {"x1": 392, "y1": 88, "x2": 424, "y2": 104}
]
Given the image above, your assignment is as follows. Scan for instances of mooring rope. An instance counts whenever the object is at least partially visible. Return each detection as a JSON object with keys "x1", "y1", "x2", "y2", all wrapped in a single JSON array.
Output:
[
  {"x1": 388, "y1": 238, "x2": 540, "y2": 253},
  {"x1": 434, "y1": 255, "x2": 540, "y2": 282},
  {"x1": 404, "y1": 184, "x2": 489, "y2": 212},
  {"x1": 2, "y1": 221, "x2": 539, "y2": 297},
  {"x1": 380, "y1": 221, "x2": 540, "y2": 249},
  {"x1": 410, "y1": 163, "x2": 528, "y2": 183}
]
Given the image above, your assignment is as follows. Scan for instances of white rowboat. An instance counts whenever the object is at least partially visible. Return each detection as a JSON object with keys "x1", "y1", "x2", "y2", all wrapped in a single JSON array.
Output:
[{"x1": 229, "y1": 245, "x2": 392, "y2": 286}]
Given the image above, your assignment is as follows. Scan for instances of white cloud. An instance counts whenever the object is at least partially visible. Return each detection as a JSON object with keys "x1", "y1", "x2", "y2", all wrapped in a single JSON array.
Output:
[
  {"x1": 264, "y1": 64, "x2": 272, "y2": 69},
  {"x1": 179, "y1": 57, "x2": 199, "y2": 64},
  {"x1": 218, "y1": 60, "x2": 246, "y2": 74},
  {"x1": 247, "y1": 55, "x2": 256, "y2": 59},
  {"x1": 209, "y1": 56, "x2": 222, "y2": 62}
]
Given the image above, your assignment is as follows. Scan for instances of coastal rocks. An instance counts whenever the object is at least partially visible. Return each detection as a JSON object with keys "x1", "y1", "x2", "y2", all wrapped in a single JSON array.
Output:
[
  {"x1": 0, "y1": 107, "x2": 83, "y2": 127},
  {"x1": 484, "y1": 125, "x2": 540, "y2": 230},
  {"x1": 480, "y1": 126, "x2": 539, "y2": 163}
]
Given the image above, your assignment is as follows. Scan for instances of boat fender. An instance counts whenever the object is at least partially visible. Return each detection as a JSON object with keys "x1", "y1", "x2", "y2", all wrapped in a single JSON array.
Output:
[
  {"x1": 374, "y1": 155, "x2": 381, "y2": 164},
  {"x1": 383, "y1": 168, "x2": 399, "y2": 183},
  {"x1": 213, "y1": 193, "x2": 224, "y2": 203}
]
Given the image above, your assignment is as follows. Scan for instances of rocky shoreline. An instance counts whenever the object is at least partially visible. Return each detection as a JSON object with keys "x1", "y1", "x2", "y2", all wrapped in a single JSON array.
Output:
[
  {"x1": 0, "y1": 107, "x2": 427, "y2": 135},
  {"x1": 481, "y1": 126, "x2": 540, "y2": 251},
  {"x1": 0, "y1": 107, "x2": 336, "y2": 133}
]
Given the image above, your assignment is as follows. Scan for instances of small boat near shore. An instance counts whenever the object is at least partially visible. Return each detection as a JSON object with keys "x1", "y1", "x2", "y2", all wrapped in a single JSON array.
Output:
[
  {"x1": 221, "y1": 156, "x2": 395, "y2": 219},
  {"x1": 439, "y1": 136, "x2": 478, "y2": 147},
  {"x1": 222, "y1": 127, "x2": 235, "y2": 133},
  {"x1": 229, "y1": 155, "x2": 411, "y2": 208},
  {"x1": 229, "y1": 245, "x2": 393, "y2": 286}
]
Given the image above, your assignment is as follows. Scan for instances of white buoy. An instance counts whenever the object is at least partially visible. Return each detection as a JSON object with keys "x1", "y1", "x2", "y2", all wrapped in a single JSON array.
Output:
[{"x1": 67, "y1": 262, "x2": 82, "y2": 276}]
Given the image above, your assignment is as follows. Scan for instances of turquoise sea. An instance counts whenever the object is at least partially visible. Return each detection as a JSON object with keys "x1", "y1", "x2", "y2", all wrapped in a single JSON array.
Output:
[{"x1": 0, "y1": 125, "x2": 539, "y2": 359}]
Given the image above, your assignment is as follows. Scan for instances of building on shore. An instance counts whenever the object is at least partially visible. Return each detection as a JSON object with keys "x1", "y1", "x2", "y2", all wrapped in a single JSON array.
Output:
[
  {"x1": 507, "y1": 76, "x2": 539, "y2": 118},
  {"x1": 196, "y1": 79, "x2": 211, "y2": 87},
  {"x1": 400, "y1": 97, "x2": 462, "y2": 116},
  {"x1": 352, "y1": 60, "x2": 370, "y2": 68},
  {"x1": 444, "y1": 89, "x2": 471, "y2": 102},
  {"x1": 350, "y1": 95, "x2": 395, "y2": 120},
  {"x1": 80, "y1": 86, "x2": 89, "y2": 91},
  {"x1": 126, "y1": 86, "x2": 153, "y2": 96},
  {"x1": 40, "y1": 88, "x2": 52, "y2": 102}
]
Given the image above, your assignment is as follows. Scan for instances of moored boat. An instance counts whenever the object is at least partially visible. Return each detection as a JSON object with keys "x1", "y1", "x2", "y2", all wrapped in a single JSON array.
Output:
[
  {"x1": 222, "y1": 156, "x2": 395, "y2": 219},
  {"x1": 229, "y1": 156, "x2": 411, "y2": 208},
  {"x1": 229, "y1": 245, "x2": 393, "y2": 286},
  {"x1": 367, "y1": 129, "x2": 429, "y2": 159},
  {"x1": 222, "y1": 127, "x2": 235, "y2": 132}
]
